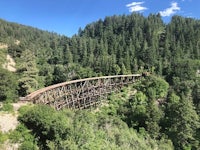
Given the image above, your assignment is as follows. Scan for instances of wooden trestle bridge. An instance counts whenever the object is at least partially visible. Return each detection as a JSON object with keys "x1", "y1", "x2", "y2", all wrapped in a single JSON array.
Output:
[{"x1": 23, "y1": 74, "x2": 142, "y2": 110}]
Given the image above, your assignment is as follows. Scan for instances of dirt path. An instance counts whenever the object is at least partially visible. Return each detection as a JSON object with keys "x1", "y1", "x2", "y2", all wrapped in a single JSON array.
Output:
[
  {"x1": 0, "y1": 102, "x2": 27, "y2": 133},
  {"x1": 0, "y1": 103, "x2": 28, "y2": 149},
  {"x1": 0, "y1": 113, "x2": 18, "y2": 133}
]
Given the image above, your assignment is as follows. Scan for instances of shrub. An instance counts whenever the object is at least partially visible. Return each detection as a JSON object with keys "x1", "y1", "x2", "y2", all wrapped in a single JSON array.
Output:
[{"x1": 0, "y1": 103, "x2": 13, "y2": 112}]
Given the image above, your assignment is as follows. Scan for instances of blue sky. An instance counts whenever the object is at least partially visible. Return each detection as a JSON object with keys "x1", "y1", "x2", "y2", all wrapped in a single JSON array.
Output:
[{"x1": 0, "y1": 0, "x2": 199, "y2": 37}]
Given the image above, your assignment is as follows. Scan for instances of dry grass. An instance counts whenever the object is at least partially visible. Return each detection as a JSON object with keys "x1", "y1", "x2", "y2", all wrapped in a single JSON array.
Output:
[{"x1": 2, "y1": 55, "x2": 16, "y2": 72}]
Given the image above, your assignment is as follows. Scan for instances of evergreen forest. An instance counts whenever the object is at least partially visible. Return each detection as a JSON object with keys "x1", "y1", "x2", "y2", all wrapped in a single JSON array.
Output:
[{"x1": 0, "y1": 13, "x2": 200, "y2": 149}]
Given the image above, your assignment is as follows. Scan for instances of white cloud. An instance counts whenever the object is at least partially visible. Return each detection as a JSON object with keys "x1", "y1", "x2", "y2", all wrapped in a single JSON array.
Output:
[
  {"x1": 126, "y1": 2, "x2": 144, "y2": 7},
  {"x1": 126, "y1": 1, "x2": 147, "y2": 12},
  {"x1": 159, "y1": 2, "x2": 181, "y2": 17}
]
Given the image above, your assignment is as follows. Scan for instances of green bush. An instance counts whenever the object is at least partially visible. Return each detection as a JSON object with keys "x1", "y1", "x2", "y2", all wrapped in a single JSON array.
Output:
[
  {"x1": 0, "y1": 103, "x2": 13, "y2": 112},
  {"x1": 18, "y1": 105, "x2": 33, "y2": 116},
  {"x1": 19, "y1": 141, "x2": 38, "y2": 150},
  {"x1": 0, "y1": 131, "x2": 7, "y2": 144},
  {"x1": 19, "y1": 105, "x2": 71, "y2": 149}
]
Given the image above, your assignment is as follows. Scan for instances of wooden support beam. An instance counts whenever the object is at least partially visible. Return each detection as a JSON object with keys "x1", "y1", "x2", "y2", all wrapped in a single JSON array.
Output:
[{"x1": 23, "y1": 74, "x2": 142, "y2": 110}]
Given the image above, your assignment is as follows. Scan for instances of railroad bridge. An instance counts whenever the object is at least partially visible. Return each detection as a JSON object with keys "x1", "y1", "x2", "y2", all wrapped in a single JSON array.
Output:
[{"x1": 23, "y1": 74, "x2": 142, "y2": 110}]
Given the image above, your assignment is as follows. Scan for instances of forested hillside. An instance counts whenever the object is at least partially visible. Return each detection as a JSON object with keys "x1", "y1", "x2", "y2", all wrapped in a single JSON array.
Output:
[
  {"x1": 0, "y1": 14, "x2": 200, "y2": 97},
  {"x1": 0, "y1": 13, "x2": 200, "y2": 149}
]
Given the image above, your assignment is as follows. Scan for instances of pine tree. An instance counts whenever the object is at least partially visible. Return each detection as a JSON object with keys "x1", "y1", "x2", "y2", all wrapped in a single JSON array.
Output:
[
  {"x1": 165, "y1": 94, "x2": 200, "y2": 149},
  {"x1": 18, "y1": 49, "x2": 39, "y2": 96}
]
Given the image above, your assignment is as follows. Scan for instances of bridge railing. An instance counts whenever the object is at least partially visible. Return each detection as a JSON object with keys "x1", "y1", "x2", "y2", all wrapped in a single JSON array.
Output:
[{"x1": 22, "y1": 74, "x2": 142, "y2": 110}]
